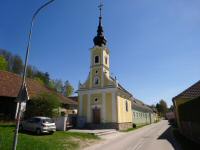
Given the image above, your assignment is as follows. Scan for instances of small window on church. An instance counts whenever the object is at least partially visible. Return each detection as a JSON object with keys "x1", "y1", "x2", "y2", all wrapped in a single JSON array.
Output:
[
  {"x1": 125, "y1": 100, "x2": 128, "y2": 112},
  {"x1": 96, "y1": 70, "x2": 98, "y2": 74},
  {"x1": 95, "y1": 56, "x2": 99, "y2": 64},
  {"x1": 94, "y1": 76, "x2": 99, "y2": 85},
  {"x1": 105, "y1": 57, "x2": 108, "y2": 64},
  {"x1": 95, "y1": 98, "x2": 98, "y2": 102}
]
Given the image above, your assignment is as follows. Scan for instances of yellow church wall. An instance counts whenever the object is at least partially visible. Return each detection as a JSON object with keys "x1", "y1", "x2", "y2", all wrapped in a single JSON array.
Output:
[
  {"x1": 105, "y1": 93, "x2": 112, "y2": 122},
  {"x1": 174, "y1": 98, "x2": 190, "y2": 128},
  {"x1": 104, "y1": 75, "x2": 110, "y2": 86},
  {"x1": 82, "y1": 94, "x2": 88, "y2": 117},
  {"x1": 103, "y1": 49, "x2": 110, "y2": 68},
  {"x1": 91, "y1": 67, "x2": 102, "y2": 86},
  {"x1": 117, "y1": 96, "x2": 132, "y2": 123},
  {"x1": 90, "y1": 93, "x2": 102, "y2": 105},
  {"x1": 83, "y1": 77, "x2": 90, "y2": 89},
  {"x1": 103, "y1": 74, "x2": 114, "y2": 86},
  {"x1": 78, "y1": 95, "x2": 81, "y2": 116},
  {"x1": 91, "y1": 48, "x2": 103, "y2": 65},
  {"x1": 91, "y1": 67, "x2": 102, "y2": 77}
]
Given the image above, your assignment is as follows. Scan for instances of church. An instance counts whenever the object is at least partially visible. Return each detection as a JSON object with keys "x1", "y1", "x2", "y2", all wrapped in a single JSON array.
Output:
[{"x1": 77, "y1": 4, "x2": 133, "y2": 130}]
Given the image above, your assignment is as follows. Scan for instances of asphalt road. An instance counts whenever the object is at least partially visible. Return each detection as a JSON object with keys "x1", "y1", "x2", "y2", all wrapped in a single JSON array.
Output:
[{"x1": 84, "y1": 120, "x2": 180, "y2": 150}]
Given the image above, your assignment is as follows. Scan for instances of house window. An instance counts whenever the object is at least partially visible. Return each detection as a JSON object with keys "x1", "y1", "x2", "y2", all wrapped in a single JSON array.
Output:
[
  {"x1": 95, "y1": 56, "x2": 99, "y2": 64},
  {"x1": 125, "y1": 100, "x2": 128, "y2": 112},
  {"x1": 94, "y1": 76, "x2": 100, "y2": 85}
]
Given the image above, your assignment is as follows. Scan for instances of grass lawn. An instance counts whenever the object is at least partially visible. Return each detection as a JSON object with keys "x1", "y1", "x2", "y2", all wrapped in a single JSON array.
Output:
[
  {"x1": 0, "y1": 124, "x2": 99, "y2": 150},
  {"x1": 173, "y1": 128, "x2": 200, "y2": 150}
]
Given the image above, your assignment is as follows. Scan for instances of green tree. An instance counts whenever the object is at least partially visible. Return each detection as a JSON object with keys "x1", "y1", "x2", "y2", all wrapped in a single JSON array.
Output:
[
  {"x1": 156, "y1": 99, "x2": 168, "y2": 117},
  {"x1": 0, "y1": 49, "x2": 13, "y2": 71},
  {"x1": 54, "y1": 79, "x2": 63, "y2": 93},
  {"x1": 168, "y1": 105, "x2": 174, "y2": 112},
  {"x1": 12, "y1": 55, "x2": 23, "y2": 74},
  {"x1": 25, "y1": 93, "x2": 60, "y2": 118},
  {"x1": 34, "y1": 77, "x2": 45, "y2": 85},
  {"x1": 64, "y1": 80, "x2": 74, "y2": 97},
  {"x1": 48, "y1": 80, "x2": 56, "y2": 90},
  {"x1": 0, "y1": 56, "x2": 8, "y2": 71},
  {"x1": 27, "y1": 65, "x2": 34, "y2": 78},
  {"x1": 34, "y1": 71, "x2": 50, "y2": 86}
]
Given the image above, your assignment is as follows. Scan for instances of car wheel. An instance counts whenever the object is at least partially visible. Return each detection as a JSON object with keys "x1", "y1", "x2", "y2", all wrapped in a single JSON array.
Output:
[
  {"x1": 49, "y1": 131, "x2": 54, "y2": 135},
  {"x1": 36, "y1": 129, "x2": 41, "y2": 135}
]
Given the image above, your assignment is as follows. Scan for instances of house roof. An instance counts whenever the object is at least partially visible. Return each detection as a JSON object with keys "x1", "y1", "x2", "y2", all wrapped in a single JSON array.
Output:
[
  {"x1": 132, "y1": 98, "x2": 153, "y2": 113},
  {"x1": 173, "y1": 80, "x2": 200, "y2": 101},
  {"x1": 0, "y1": 71, "x2": 77, "y2": 105},
  {"x1": 110, "y1": 76, "x2": 133, "y2": 97},
  {"x1": 117, "y1": 83, "x2": 133, "y2": 97},
  {"x1": 68, "y1": 96, "x2": 78, "y2": 102}
]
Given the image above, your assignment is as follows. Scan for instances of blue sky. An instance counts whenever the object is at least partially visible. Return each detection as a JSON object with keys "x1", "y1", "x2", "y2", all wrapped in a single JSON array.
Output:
[{"x1": 1, "y1": 0, "x2": 200, "y2": 106}]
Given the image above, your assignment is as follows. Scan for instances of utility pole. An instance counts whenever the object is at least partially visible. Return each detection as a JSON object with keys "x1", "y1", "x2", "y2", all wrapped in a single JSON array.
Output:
[{"x1": 12, "y1": 0, "x2": 56, "y2": 149}]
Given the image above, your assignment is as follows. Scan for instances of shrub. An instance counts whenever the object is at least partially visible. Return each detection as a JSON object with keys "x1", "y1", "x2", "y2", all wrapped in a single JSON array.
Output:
[
  {"x1": 0, "y1": 56, "x2": 8, "y2": 71},
  {"x1": 25, "y1": 93, "x2": 60, "y2": 118}
]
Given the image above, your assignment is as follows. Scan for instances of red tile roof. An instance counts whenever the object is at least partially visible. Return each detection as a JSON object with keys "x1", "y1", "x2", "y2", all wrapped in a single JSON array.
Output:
[
  {"x1": 68, "y1": 96, "x2": 78, "y2": 102},
  {"x1": 173, "y1": 80, "x2": 200, "y2": 100},
  {"x1": 0, "y1": 71, "x2": 77, "y2": 105}
]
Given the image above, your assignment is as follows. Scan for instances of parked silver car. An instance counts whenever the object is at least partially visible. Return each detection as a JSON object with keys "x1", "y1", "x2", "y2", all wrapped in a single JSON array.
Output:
[{"x1": 20, "y1": 116, "x2": 56, "y2": 135}]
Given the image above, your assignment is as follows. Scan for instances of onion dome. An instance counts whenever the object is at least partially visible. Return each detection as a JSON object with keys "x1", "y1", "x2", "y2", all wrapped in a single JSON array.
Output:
[{"x1": 93, "y1": 3, "x2": 107, "y2": 47}]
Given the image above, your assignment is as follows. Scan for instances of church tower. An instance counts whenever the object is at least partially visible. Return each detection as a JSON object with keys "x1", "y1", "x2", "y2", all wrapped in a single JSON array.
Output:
[
  {"x1": 89, "y1": 3, "x2": 110, "y2": 89},
  {"x1": 78, "y1": 1, "x2": 133, "y2": 130}
]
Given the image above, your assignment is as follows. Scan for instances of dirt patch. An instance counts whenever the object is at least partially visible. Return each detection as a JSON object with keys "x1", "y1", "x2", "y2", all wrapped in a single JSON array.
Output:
[
  {"x1": 62, "y1": 137, "x2": 102, "y2": 150},
  {"x1": 69, "y1": 137, "x2": 101, "y2": 149}
]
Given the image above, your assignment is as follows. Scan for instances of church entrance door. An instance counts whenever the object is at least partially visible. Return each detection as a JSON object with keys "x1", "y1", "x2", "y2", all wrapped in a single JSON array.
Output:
[{"x1": 93, "y1": 107, "x2": 100, "y2": 124}]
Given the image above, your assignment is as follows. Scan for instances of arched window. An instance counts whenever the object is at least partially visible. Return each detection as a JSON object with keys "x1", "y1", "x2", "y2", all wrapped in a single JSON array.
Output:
[
  {"x1": 125, "y1": 100, "x2": 128, "y2": 112},
  {"x1": 94, "y1": 56, "x2": 99, "y2": 64},
  {"x1": 94, "y1": 76, "x2": 100, "y2": 85}
]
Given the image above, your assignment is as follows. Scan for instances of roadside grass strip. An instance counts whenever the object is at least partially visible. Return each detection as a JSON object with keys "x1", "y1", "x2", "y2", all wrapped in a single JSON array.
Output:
[
  {"x1": 122, "y1": 124, "x2": 147, "y2": 132},
  {"x1": 0, "y1": 124, "x2": 99, "y2": 150}
]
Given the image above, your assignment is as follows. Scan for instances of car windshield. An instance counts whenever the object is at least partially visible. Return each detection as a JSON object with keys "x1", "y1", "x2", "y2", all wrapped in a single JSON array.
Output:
[{"x1": 42, "y1": 118, "x2": 54, "y2": 123}]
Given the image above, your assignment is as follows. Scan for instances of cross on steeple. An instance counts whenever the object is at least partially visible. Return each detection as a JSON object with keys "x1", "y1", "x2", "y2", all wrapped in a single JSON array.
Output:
[
  {"x1": 98, "y1": 0, "x2": 103, "y2": 18},
  {"x1": 93, "y1": 0, "x2": 107, "y2": 47}
]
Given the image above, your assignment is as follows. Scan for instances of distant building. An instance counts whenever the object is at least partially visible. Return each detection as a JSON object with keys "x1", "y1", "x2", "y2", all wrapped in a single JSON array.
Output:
[
  {"x1": 0, "y1": 71, "x2": 77, "y2": 120},
  {"x1": 132, "y1": 98, "x2": 158, "y2": 126}
]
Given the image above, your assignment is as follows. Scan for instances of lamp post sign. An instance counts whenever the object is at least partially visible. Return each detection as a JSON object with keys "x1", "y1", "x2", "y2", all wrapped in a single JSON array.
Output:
[{"x1": 15, "y1": 83, "x2": 29, "y2": 119}]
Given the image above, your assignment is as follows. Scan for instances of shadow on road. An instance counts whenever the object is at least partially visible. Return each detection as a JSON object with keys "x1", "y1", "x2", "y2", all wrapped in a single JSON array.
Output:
[
  {"x1": 157, "y1": 126, "x2": 181, "y2": 150},
  {"x1": 172, "y1": 127, "x2": 200, "y2": 150}
]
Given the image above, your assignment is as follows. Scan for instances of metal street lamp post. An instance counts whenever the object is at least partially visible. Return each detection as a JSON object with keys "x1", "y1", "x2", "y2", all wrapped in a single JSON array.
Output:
[{"x1": 12, "y1": 0, "x2": 56, "y2": 150}]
